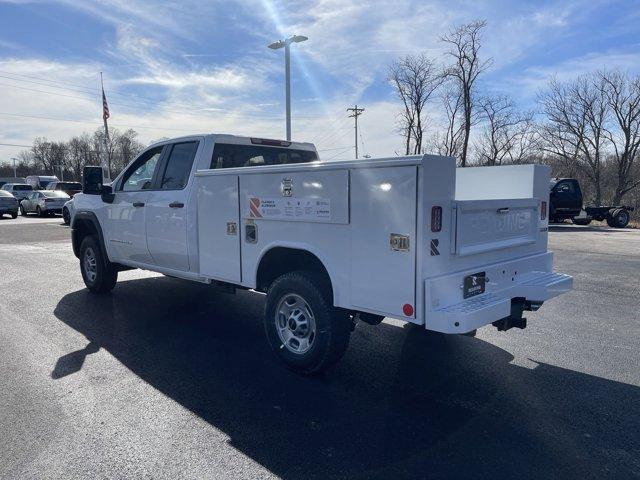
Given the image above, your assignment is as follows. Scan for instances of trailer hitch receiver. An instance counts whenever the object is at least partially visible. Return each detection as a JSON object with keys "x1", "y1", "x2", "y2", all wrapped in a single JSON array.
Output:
[{"x1": 493, "y1": 298, "x2": 528, "y2": 332}]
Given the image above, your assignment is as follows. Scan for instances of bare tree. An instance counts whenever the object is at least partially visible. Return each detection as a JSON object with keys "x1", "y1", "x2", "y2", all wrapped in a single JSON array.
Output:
[
  {"x1": 537, "y1": 112, "x2": 583, "y2": 178},
  {"x1": 112, "y1": 129, "x2": 145, "y2": 174},
  {"x1": 427, "y1": 86, "x2": 465, "y2": 158},
  {"x1": 539, "y1": 75, "x2": 609, "y2": 205},
  {"x1": 31, "y1": 138, "x2": 68, "y2": 176},
  {"x1": 67, "y1": 133, "x2": 97, "y2": 181},
  {"x1": 600, "y1": 70, "x2": 640, "y2": 203},
  {"x1": 475, "y1": 95, "x2": 535, "y2": 165},
  {"x1": 388, "y1": 54, "x2": 443, "y2": 155},
  {"x1": 442, "y1": 20, "x2": 492, "y2": 166}
]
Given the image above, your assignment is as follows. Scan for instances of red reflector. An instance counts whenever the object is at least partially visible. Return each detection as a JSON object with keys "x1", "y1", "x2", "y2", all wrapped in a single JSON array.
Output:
[
  {"x1": 431, "y1": 206, "x2": 442, "y2": 232},
  {"x1": 403, "y1": 304, "x2": 414, "y2": 316},
  {"x1": 541, "y1": 201, "x2": 547, "y2": 220}
]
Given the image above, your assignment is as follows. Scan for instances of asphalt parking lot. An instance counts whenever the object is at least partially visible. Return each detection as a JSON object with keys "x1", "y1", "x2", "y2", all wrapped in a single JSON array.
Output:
[{"x1": 0, "y1": 219, "x2": 638, "y2": 480}]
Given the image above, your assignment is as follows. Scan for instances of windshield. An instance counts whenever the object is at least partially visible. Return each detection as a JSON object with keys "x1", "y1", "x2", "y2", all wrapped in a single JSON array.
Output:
[
  {"x1": 13, "y1": 184, "x2": 32, "y2": 191},
  {"x1": 41, "y1": 191, "x2": 69, "y2": 198}
]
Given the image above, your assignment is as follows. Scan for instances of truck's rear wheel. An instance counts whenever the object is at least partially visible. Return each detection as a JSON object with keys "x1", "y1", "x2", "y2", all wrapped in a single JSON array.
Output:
[
  {"x1": 264, "y1": 271, "x2": 351, "y2": 374},
  {"x1": 80, "y1": 235, "x2": 118, "y2": 293},
  {"x1": 609, "y1": 209, "x2": 630, "y2": 228}
]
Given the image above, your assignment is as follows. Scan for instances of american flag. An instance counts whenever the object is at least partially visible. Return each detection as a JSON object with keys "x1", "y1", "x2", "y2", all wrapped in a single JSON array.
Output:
[{"x1": 102, "y1": 85, "x2": 110, "y2": 120}]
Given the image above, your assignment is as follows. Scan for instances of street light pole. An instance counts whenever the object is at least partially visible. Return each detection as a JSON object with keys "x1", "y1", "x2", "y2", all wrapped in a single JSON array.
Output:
[
  {"x1": 284, "y1": 42, "x2": 291, "y2": 141},
  {"x1": 268, "y1": 35, "x2": 308, "y2": 141},
  {"x1": 11, "y1": 157, "x2": 17, "y2": 178}
]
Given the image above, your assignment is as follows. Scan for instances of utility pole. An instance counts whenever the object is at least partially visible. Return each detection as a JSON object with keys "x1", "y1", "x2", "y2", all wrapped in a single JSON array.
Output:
[{"x1": 347, "y1": 105, "x2": 365, "y2": 159}]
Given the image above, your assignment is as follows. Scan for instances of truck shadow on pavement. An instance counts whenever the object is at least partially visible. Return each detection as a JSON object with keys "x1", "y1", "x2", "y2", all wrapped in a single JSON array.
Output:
[
  {"x1": 548, "y1": 225, "x2": 630, "y2": 233},
  {"x1": 53, "y1": 277, "x2": 639, "y2": 480}
]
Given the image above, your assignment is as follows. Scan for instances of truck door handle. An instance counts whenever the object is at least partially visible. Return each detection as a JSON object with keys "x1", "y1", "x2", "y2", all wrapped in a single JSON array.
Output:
[
  {"x1": 169, "y1": 202, "x2": 184, "y2": 208},
  {"x1": 132, "y1": 202, "x2": 145, "y2": 207}
]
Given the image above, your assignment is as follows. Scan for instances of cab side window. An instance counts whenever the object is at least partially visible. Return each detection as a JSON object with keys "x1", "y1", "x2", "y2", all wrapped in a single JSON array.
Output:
[
  {"x1": 159, "y1": 142, "x2": 199, "y2": 190},
  {"x1": 120, "y1": 146, "x2": 163, "y2": 192}
]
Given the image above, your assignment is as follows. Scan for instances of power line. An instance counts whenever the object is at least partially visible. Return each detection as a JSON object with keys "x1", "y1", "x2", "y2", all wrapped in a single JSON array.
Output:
[
  {"x1": 346, "y1": 105, "x2": 364, "y2": 159},
  {"x1": 317, "y1": 145, "x2": 353, "y2": 152},
  {"x1": 0, "y1": 142, "x2": 33, "y2": 148},
  {"x1": 0, "y1": 112, "x2": 198, "y2": 132},
  {"x1": 324, "y1": 146, "x2": 354, "y2": 161}
]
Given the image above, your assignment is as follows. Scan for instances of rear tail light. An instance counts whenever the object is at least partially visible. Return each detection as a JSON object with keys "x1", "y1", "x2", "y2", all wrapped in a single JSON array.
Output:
[
  {"x1": 541, "y1": 201, "x2": 547, "y2": 220},
  {"x1": 431, "y1": 206, "x2": 442, "y2": 232}
]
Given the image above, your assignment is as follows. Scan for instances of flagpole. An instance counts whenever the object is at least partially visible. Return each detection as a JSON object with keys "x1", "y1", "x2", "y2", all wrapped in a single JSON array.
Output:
[{"x1": 100, "y1": 72, "x2": 111, "y2": 181}]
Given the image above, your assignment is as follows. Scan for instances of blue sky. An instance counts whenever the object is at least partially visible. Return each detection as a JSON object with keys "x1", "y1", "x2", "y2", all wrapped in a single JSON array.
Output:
[{"x1": 1, "y1": 0, "x2": 639, "y2": 161}]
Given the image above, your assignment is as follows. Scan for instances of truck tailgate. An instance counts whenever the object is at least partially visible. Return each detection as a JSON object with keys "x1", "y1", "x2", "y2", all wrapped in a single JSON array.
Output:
[{"x1": 453, "y1": 198, "x2": 539, "y2": 256}]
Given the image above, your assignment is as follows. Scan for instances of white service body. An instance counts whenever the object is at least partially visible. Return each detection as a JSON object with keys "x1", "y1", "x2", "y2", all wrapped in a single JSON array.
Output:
[{"x1": 73, "y1": 134, "x2": 572, "y2": 334}]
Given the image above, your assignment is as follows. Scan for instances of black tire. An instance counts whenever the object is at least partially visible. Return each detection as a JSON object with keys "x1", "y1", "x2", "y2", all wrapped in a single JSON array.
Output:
[
  {"x1": 62, "y1": 207, "x2": 70, "y2": 225},
  {"x1": 11, "y1": 212, "x2": 17, "y2": 219},
  {"x1": 36, "y1": 206, "x2": 44, "y2": 217},
  {"x1": 611, "y1": 209, "x2": 630, "y2": 228},
  {"x1": 264, "y1": 270, "x2": 351, "y2": 374},
  {"x1": 79, "y1": 235, "x2": 118, "y2": 293},
  {"x1": 572, "y1": 217, "x2": 592, "y2": 226},
  {"x1": 20, "y1": 205, "x2": 27, "y2": 216}
]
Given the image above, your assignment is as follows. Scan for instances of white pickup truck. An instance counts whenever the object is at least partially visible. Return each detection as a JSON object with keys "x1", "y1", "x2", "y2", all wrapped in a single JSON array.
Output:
[{"x1": 71, "y1": 134, "x2": 572, "y2": 373}]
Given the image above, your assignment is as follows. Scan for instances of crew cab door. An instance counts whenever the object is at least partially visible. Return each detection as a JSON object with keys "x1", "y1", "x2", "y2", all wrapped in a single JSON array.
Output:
[
  {"x1": 145, "y1": 141, "x2": 200, "y2": 272},
  {"x1": 105, "y1": 145, "x2": 164, "y2": 264}
]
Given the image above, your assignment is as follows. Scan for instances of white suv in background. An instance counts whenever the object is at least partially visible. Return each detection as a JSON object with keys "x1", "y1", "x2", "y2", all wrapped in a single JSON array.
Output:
[{"x1": 1, "y1": 183, "x2": 33, "y2": 201}]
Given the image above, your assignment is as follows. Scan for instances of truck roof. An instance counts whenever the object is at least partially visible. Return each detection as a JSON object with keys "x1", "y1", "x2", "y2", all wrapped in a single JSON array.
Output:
[{"x1": 148, "y1": 134, "x2": 317, "y2": 152}]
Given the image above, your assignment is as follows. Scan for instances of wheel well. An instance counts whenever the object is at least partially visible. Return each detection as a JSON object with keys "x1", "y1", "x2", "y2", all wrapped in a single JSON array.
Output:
[
  {"x1": 71, "y1": 217, "x2": 100, "y2": 258},
  {"x1": 256, "y1": 247, "x2": 332, "y2": 298}
]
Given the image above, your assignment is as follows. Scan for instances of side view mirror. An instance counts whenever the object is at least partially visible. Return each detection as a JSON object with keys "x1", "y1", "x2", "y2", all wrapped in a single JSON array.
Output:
[
  {"x1": 83, "y1": 166, "x2": 104, "y2": 195},
  {"x1": 101, "y1": 184, "x2": 115, "y2": 204}
]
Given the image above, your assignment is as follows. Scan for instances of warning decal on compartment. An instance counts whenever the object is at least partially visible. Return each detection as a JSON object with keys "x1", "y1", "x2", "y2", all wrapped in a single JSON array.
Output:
[{"x1": 247, "y1": 197, "x2": 331, "y2": 222}]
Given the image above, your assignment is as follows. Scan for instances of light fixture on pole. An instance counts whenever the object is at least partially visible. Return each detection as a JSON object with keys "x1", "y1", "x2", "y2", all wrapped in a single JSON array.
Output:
[{"x1": 268, "y1": 34, "x2": 308, "y2": 141}]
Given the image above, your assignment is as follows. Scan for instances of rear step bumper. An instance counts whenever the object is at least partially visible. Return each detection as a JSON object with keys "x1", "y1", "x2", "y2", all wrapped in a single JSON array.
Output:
[{"x1": 427, "y1": 271, "x2": 572, "y2": 334}]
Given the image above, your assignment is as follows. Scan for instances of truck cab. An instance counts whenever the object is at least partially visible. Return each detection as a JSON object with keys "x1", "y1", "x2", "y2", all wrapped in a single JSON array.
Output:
[{"x1": 549, "y1": 178, "x2": 583, "y2": 221}]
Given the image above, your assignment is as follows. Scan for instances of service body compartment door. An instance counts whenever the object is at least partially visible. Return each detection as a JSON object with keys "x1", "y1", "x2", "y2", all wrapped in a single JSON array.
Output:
[
  {"x1": 197, "y1": 175, "x2": 241, "y2": 282},
  {"x1": 350, "y1": 166, "x2": 417, "y2": 318}
]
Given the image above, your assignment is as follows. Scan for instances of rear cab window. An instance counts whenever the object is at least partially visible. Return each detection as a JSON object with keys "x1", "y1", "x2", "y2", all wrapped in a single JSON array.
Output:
[
  {"x1": 160, "y1": 141, "x2": 199, "y2": 190},
  {"x1": 42, "y1": 191, "x2": 69, "y2": 198},
  {"x1": 210, "y1": 143, "x2": 318, "y2": 169}
]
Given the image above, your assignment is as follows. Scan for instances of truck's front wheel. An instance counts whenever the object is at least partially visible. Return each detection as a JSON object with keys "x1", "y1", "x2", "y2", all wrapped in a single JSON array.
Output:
[
  {"x1": 264, "y1": 271, "x2": 351, "y2": 374},
  {"x1": 80, "y1": 235, "x2": 118, "y2": 293}
]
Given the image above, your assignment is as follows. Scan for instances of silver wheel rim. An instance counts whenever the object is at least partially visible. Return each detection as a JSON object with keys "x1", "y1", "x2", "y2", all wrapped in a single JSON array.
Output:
[
  {"x1": 84, "y1": 247, "x2": 97, "y2": 283},
  {"x1": 275, "y1": 293, "x2": 316, "y2": 355}
]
